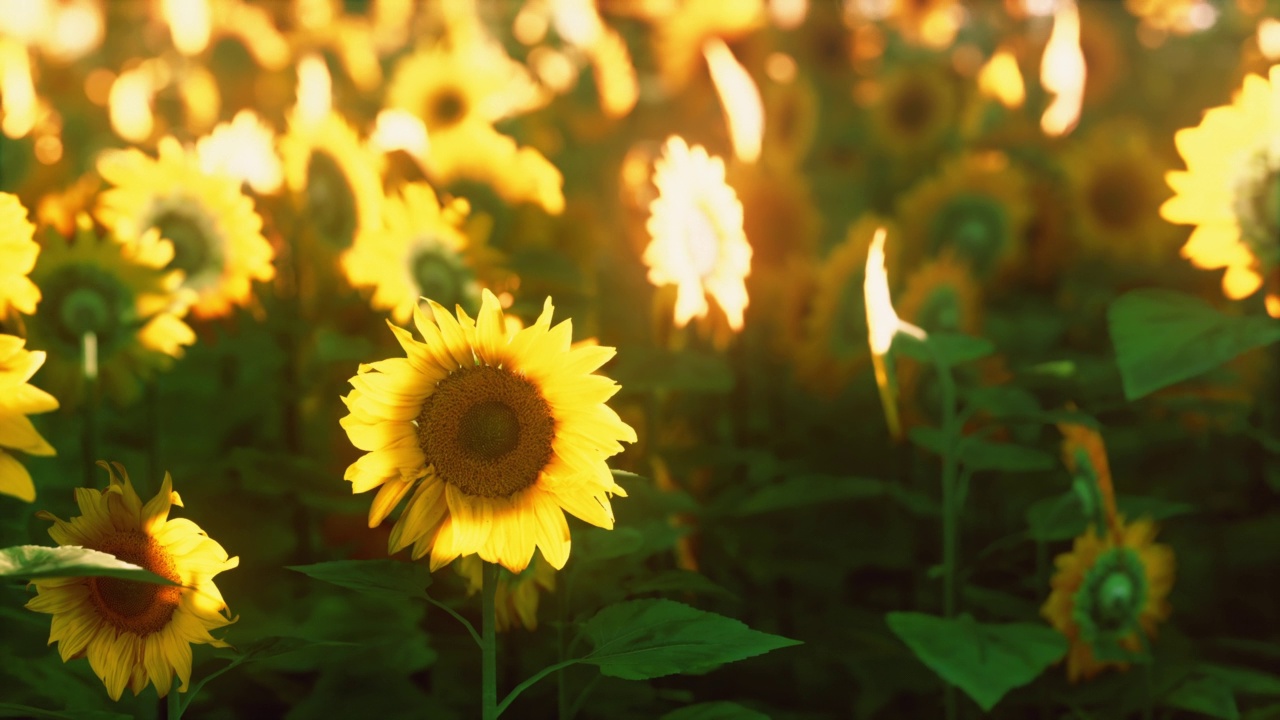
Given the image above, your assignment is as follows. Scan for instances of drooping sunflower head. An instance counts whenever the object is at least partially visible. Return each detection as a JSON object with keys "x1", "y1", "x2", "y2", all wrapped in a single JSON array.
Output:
[
  {"x1": 340, "y1": 289, "x2": 637, "y2": 573},
  {"x1": 1163, "y1": 65, "x2": 1280, "y2": 317},
  {"x1": 25, "y1": 461, "x2": 238, "y2": 701},
  {"x1": 869, "y1": 62, "x2": 958, "y2": 157},
  {"x1": 281, "y1": 111, "x2": 384, "y2": 254},
  {"x1": 0, "y1": 192, "x2": 41, "y2": 318},
  {"x1": 1042, "y1": 518, "x2": 1175, "y2": 683},
  {"x1": 644, "y1": 136, "x2": 753, "y2": 332},
  {"x1": 456, "y1": 552, "x2": 556, "y2": 632},
  {"x1": 27, "y1": 217, "x2": 196, "y2": 409},
  {"x1": 96, "y1": 136, "x2": 275, "y2": 319},
  {"x1": 0, "y1": 333, "x2": 58, "y2": 502}
]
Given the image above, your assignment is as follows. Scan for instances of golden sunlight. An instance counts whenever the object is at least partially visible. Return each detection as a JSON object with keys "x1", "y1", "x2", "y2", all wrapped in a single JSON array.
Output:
[
  {"x1": 703, "y1": 37, "x2": 764, "y2": 164},
  {"x1": 1040, "y1": 0, "x2": 1085, "y2": 137}
]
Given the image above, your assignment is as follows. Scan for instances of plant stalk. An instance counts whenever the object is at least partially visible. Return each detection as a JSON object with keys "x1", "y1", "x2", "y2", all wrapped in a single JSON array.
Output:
[{"x1": 482, "y1": 561, "x2": 500, "y2": 720}]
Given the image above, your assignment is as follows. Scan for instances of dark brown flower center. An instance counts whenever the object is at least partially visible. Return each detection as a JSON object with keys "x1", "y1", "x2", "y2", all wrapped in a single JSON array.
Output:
[
  {"x1": 891, "y1": 77, "x2": 937, "y2": 136},
  {"x1": 89, "y1": 531, "x2": 183, "y2": 636},
  {"x1": 427, "y1": 88, "x2": 468, "y2": 130},
  {"x1": 417, "y1": 365, "x2": 555, "y2": 498},
  {"x1": 1088, "y1": 162, "x2": 1148, "y2": 230}
]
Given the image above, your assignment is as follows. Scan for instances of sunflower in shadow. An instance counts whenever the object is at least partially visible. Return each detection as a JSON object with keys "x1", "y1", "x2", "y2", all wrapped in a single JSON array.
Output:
[
  {"x1": 95, "y1": 137, "x2": 274, "y2": 319},
  {"x1": 456, "y1": 553, "x2": 555, "y2": 632},
  {"x1": 26, "y1": 217, "x2": 195, "y2": 408},
  {"x1": 867, "y1": 61, "x2": 959, "y2": 161}
]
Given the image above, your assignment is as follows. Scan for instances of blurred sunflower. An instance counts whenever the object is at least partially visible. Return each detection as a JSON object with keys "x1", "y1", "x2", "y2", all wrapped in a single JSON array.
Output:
[
  {"x1": 280, "y1": 111, "x2": 384, "y2": 253},
  {"x1": 456, "y1": 553, "x2": 556, "y2": 632},
  {"x1": 868, "y1": 62, "x2": 958, "y2": 159},
  {"x1": 1042, "y1": 517, "x2": 1175, "y2": 683},
  {"x1": 0, "y1": 192, "x2": 40, "y2": 318},
  {"x1": 197, "y1": 109, "x2": 284, "y2": 195},
  {"x1": 1162, "y1": 66, "x2": 1280, "y2": 316},
  {"x1": 884, "y1": 0, "x2": 961, "y2": 48},
  {"x1": 96, "y1": 136, "x2": 274, "y2": 319},
  {"x1": 27, "y1": 218, "x2": 195, "y2": 408},
  {"x1": 644, "y1": 136, "x2": 752, "y2": 332},
  {"x1": 343, "y1": 182, "x2": 499, "y2": 324},
  {"x1": 1063, "y1": 120, "x2": 1179, "y2": 267},
  {"x1": 340, "y1": 289, "x2": 636, "y2": 573},
  {"x1": 0, "y1": 334, "x2": 58, "y2": 502},
  {"x1": 897, "y1": 151, "x2": 1032, "y2": 282},
  {"x1": 26, "y1": 462, "x2": 238, "y2": 701},
  {"x1": 646, "y1": 0, "x2": 766, "y2": 93}
]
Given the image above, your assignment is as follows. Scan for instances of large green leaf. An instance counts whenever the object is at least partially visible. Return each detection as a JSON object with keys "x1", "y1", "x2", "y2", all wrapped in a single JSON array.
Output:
[
  {"x1": 660, "y1": 701, "x2": 770, "y2": 720},
  {"x1": 886, "y1": 612, "x2": 1068, "y2": 712},
  {"x1": 1201, "y1": 665, "x2": 1280, "y2": 697},
  {"x1": 287, "y1": 559, "x2": 432, "y2": 600},
  {"x1": 579, "y1": 599, "x2": 801, "y2": 680},
  {"x1": 1107, "y1": 289, "x2": 1280, "y2": 401},
  {"x1": 1163, "y1": 675, "x2": 1241, "y2": 720},
  {"x1": 0, "y1": 545, "x2": 177, "y2": 585}
]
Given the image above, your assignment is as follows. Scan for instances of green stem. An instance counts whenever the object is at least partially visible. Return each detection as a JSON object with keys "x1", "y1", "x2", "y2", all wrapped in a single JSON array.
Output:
[
  {"x1": 427, "y1": 596, "x2": 481, "y2": 648},
  {"x1": 481, "y1": 561, "x2": 499, "y2": 720},
  {"x1": 496, "y1": 659, "x2": 582, "y2": 717},
  {"x1": 167, "y1": 686, "x2": 182, "y2": 719},
  {"x1": 557, "y1": 583, "x2": 568, "y2": 720},
  {"x1": 928, "y1": 343, "x2": 960, "y2": 720}
]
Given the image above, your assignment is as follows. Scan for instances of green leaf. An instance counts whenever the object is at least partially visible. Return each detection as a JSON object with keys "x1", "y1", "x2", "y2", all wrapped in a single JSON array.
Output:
[
  {"x1": 287, "y1": 559, "x2": 432, "y2": 600},
  {"x1": 1201, "y1": 665, "x2": 1280, "y2": 697},
  {"x1": 580, "y1": 599, "x2": 801, "y2": 680},
  {"x1": 886, "y1": 612, "x2": 1068, "y2": 712},
  {"x1": 660, "y1": 701, "x2": 770, "y2": 720},
  {"x1": 909, "y1": 427, "x2": 947, "y2": 455},
  {"x1": 0, "y1": 545, "x2": 178, "y2": 585},
  {"x1": 896, "y1": 332, "x2": 995, "y2": 365},
  {"x1": 958, "y1": 438, "x2": 1057, "y2": 473},
  {"x1": 726, "y1": 474, "x2": 935, "y2": 516},
  {"x1": 1026, "y1": 491, "x2": 1088, "y2": 542},
  {"x1": 1163, "y1": 675, "x2": 1241, "y2": 720},
  {"x1": 1107, "y1": 289, "x2": 1280, "y2": 401},
  {"x1": 0, "y1": 704, "x2": 129, "y2": 720}
]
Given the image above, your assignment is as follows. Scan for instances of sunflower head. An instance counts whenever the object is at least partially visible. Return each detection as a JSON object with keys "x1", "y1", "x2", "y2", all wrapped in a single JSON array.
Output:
[
  {"x1": 340, "y1": 289, "x2": 636, "y2": 573},
  {"x1": 869, "y1": 62, "x2": 958, "y2": 157},
  {"x1": 0, "y1": 192, "x2": 40, "y2": 318},
  {"x1": 26, "y1": 461, "x2": 238, "y2": 700},
  {"x1": 456, "y1": 552, "x2": 556, "y2": 632},
  {"x1": 0, "y1": 334, "x2": 58, "y2": 502},
  {"x1": 281, "y1": 111, "x2": 384, "y2": 254}
]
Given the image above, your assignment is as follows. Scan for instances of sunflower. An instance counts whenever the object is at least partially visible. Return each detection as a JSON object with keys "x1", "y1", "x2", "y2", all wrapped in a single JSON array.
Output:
[
  {"x1": 96, "y1": 136, "x2": 274, "y2": 319},
  {"x1": 26, "y1": 217, "x2": 195, "y2": 409},
  {"x1": 25, "y1": 462, "x2": 238, "y2": 701},
  {"x1": 646, "y1": 0, "x2": 766, "y2": 93},
  {"x1": 456, "y1": 553, "x2": 556, "y2": 632},
  {"x1": 644, "y1": 136, "x2": 752, "y2": 332},
  {"x1": 0, "y1": 192, "x2": 40, "y2": 318},
  {"x1": 1162, "y1": 66, "x2": 1280, "y2": 317},
  {"x1": 896, "y1": 151, "x2": 1032, "y2": 282},
  {"x1": 0, "y1": 334, "x2": 58, "y2": 502},
  {"x1": 868, "y1": 62, "x2": 958, "y2": 159},
  {"x1": 339, "y1": 289, "x2": 636, "y2": 573},
  {"x1": 280, "y1": 110, "x2": 384, "y2": 254},
  {"x1": 343, "y1": 182, "x2": 499, "y2": 324},
  {"x1": 1063, "y1": 120, "x2": 1180, "y2": 267},
  {"x1": 197, "y1": 109, "x2": 284, "y2": 195},
  {"x1": 1042, "y1": 517, "x2": 1175, "y2": 683}
]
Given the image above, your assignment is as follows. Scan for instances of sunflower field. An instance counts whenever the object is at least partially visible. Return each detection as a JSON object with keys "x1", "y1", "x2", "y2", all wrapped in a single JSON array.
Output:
[{"x1": 4, "y1": 0, "x2": 1280, "y2": 718}]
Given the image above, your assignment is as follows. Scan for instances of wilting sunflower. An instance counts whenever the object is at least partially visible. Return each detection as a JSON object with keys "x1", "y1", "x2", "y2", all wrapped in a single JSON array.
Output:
[
  {"x1": 26, "y1": 217, "x2": 195, "y2": 408},
  {"x1": 868, "y1": 62, "x2": 958, "y2": 158},
  {"x1": 0, "y1": 334, "x2": 58, "y2": 502},
  {"x1": 96, "y1": 136, "x2": 274, "y2": 319},
  {"x1": 644, "y1": 136, "x2": 752, "y2": 332},
  {"x1": 1042, "y1": 517, "x2": 1175, "y2": 683},
  {"x1": 339, "y1": 289, "x2": 636, "y2": 573},
  {"x1": 456, "y1": 553, "x2": 555, "y2": 632},
  {"x1": 343, "y1": 182, "x2": 499, "y2": 324},
  {"x1": 1162, "y1": 66, "x2": 1280, "y2": 317},
  {"x1": 26, "y1": 462, "x2": 238, "y2": 701},
  {"x1": 280, "y1": 111, "x2": 384, "y2": 253},
  {"x1": 897, "y1": 151, "x2": 1032, "y2": 282},
  {"x1": 0, "y1": 192, "x2": 40, "y2": 318}
]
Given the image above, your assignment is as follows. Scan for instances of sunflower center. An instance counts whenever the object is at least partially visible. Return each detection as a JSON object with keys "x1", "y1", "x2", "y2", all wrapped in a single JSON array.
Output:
[
  {"x1": 891, "y1": 78, "x2": 937, "y2": 136},
  {"x1": 411, "y1": 247, "x2": 466, "y2": 309},
  {"x1": 42, "y1": 264, "x2": 129, "y2": 353},
  {"x1": 1073, "y1": 545, "x2": 1148, "y2": 641},
  {"x1": 152, "y1": 209, "x2": 212, "y2": 279},
  {"x1": 1088, "y1": 163, "x2": 1147, "y2": 230},
  {"x1": 418, "y1": 365, "x2": 556, "y2": 499},
  {"x1": 931, "y1": 195, "x2": 1008, "y2": 276},
  {"x1": 88, "y1": 531, "x2": 183, "y2": 636},
  {"x1": 427, "y1": 88, "x2": 468, "y2": 130},
  {"x1": 59, "y1": 287, "x2": 112, "y2": 338},
  {"x1": 306, "y1": 150, "x2": 359, "y2": 249},
  {"x1": 684, "y1": 203, "x2": 722, "y2": 278}
]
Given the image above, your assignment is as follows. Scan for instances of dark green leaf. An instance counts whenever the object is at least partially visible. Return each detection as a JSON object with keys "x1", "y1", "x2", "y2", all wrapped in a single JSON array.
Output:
[
  {"x1": 895, "y1": 332, "x2": 995, "y2": 365},
  {"x1": 886, "y1": 612, "x2": 1068, "y2": 712},
  {"x1": 580, "y1": 599, "x2": 801, "y2": 680},
  {"x1": 1107, "y1": 289, "x2": 1280, "y2": 401},
  {"x1": 660, "y1": 701, "x2": 770, "y2": 720},
  {"x1": 909, "y1": 427, "x2": 947, "y2": 455},
  {"x1": 1117, "y1": 496, "x2": 1195, "y2": 521},
  {"x1": 1202, "y1": 665, "x2": 1280, "y2": 697},
  {"x1": 0, "y1": 545, "x2": 178, "y2": 585},
  {"x1": 1026, "y1": 492, "x2": 1087, "y2": 542},
  {"x1": 1163, "y1": 675, "x2": 1240, "y2": 720},
  {"x1": 959, "y1": 438, "x2": 1057, "y2": 473},
  {"x1": 287, "y1": 559, "x2": 432, "y2": 600}
]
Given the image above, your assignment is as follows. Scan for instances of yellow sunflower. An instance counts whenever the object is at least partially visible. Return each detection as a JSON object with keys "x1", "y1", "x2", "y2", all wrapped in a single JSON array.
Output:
[
  {"x1": 896, "y1": 151, "x2": 1032, "y2": 282},
  {"x1": 868, "y1": 62, "x2": 959, "y2": 159},
  {"x1": 26, "y1": 217, "x2": 195, "y2": 409},
  {"x1": 340, "y1": 289, "x2": 636, "y2": 573},
  {"x1": 1042, "y1": 516, "x2": 1175, "y2": 683},
  {"x1": 0, "y1": 334, "x2": 58, "y2": 502},
  {"x1": 1063, "y1": 120, "x2": 1180, "y2": 267},
  {"x1": 456, "y1": 553, "x2": 556, "y2": 632},
  {"x1": 26, "y1": 462, "x2": 238, "y2": 701},
  {"x1": 96, "y1": 136, "x2": 274, "y2": 319},
  {"x1": 1162, "y1": 66, "x2": 1280, "y2": 317},
  {"x1": 343, "y1": 182, "x2": 499, "y2": 324},
  {"x1": 644, "y1": 136, "x2": 752, "y2": 332},
  {"x1": 0, "y1": 192, "x2": 40, "y2": 318}
]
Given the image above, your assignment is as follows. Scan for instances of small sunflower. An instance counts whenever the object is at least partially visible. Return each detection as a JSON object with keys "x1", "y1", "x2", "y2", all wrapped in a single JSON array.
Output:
[
  {"x1": 896, "y1": 151, "x2": 1032, "y2": 282},
  {"x1": 26, "y1": 462, "x2": 238, "y2": 701},
  {"x1": 343, "y1": 182, "x2": 498, "y2": 324},
  {"x1": 26, "y1": 218, "x2": 195, "y2": 409},
  {"x1": 868, "y1": 62, "x2": 959, "y2": 159},
  {"x1": 0, "y1": 334, "x2": 58, "y2": 502},
  {"x1": 1162, "y1": 66, "x2": 1280, "y2": 316},
  {"x1": 0, "y1": 192, "x2": 40, "y2": 318},
  {"x1": 644, "y1": 136, "x2": 752, "y2": 332},
  {"x1": 340, "y1": 289, "x2": 636, "y2": 573},
  {"x1": 280, "y1": 110, "x2": 384, "y2": 254},
  {"x1": 1042, "y1": 517, "x2": 1175, "y2": 683},
  {"x1": 456, "y1": 553, "x2": 556, "y2": 632},
  {"x1": 96, "y1": 136, "x2": 274, "y2": 319}
]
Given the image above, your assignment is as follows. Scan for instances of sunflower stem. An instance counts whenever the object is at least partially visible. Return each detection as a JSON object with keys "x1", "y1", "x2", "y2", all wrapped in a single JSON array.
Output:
[
  {"x1": 481, "y1": 561, "x2": 500, "y2": 720},
  {"x1": 928, "y1": 341, "x2": 960, "y2": 720}
]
